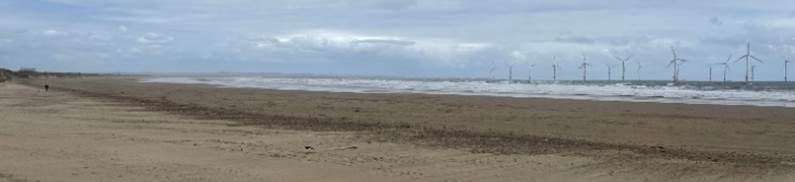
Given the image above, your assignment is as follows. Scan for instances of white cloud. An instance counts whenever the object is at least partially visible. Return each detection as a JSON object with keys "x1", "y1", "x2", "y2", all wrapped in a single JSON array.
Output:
[
  {"x1": 118, "y1": 25, "x2": 128, "y2": 32},
  {"x1": 42, "y1": 29, "x2": 66, "y2": 36},
  {"x1": 762, "y1": 17, "x2": 795, "y2": 29},
  {"x1": 511, "y1": 51, "x2": 526, "y2": 61},
  {"x1": 261, "y1": 30, "x2": 493, "y2": 61},
  {"x1": 136, "y1": 33, "x2": 174, "y2": 44}
]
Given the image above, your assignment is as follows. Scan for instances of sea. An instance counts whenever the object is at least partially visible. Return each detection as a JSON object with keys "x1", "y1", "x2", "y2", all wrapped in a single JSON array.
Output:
[{"x1": 142, "y1": 75, "x2": 795, "y2": 108}]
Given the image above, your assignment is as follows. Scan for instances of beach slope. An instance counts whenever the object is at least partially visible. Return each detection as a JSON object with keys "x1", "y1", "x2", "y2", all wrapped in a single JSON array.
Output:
[{"x1": 3, "y1": 79, "x2": 795, "y2": 181}]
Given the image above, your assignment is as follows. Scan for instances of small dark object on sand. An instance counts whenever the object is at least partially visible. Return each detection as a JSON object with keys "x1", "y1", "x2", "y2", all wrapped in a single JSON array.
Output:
[
  {"x1": 44, "y1": 84, "x2": 49, "y2": 92},
  {"x1": 305, "y1": 146, "x2": 314, "y2": 150}
]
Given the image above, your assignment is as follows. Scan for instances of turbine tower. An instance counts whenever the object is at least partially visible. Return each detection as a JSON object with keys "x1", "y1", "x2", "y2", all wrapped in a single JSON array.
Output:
[
  {"x1": 734, "y1": 42, "x2": 763, "y2": 83},
  {"x1": 714, "y1": 54, "x2": 732, "y2": 83},
  {"x1": 606, "y1": 64, "x2": 616, "y2": 81},
  {"x1": 667, "y1": 47, "x2": 687, "y2": 82},
  {"x1": 552, "y1": 56, "x2": 559, "y2": 81},
  {"x1": 781, "y1": 33, "x2": 791, "y2": 83},
  {"x1": 579, "y1": 54, "x2": 591, "y2": 81},
  {"x1": 528, "y1": 64, "x2": 536, "y2": 82},
  {"x1": 508, "y1": 64, "x2": 514, "y2": 82},
  {"x1": 708, "y1": 65, "x2": 713, "y2": 82},
  {"x1": 552, "y1": 64, "x2": 558, "y2": 81},
  {"x1": 488, "y1": 60, "x2": 497, "y2": 80},
  {"x1": 613, "y1": 54, "x2": 633, "y2": 81},
  {"x1": 636, "y1": 62, "x2": 643, "y2": 81},
  {"x1": 785, "y1": 58, "x2": 791, "y2": 82}
]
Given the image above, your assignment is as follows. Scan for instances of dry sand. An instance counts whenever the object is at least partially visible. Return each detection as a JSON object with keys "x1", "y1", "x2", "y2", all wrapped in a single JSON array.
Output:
[{"x1": 1, "y1": 78, "x2": 795, "y2": 181}]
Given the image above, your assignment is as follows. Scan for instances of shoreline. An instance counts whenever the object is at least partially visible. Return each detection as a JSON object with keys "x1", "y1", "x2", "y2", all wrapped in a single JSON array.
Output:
[{"x1": 141, "y1": 76, "x2": 795, "y2": 108}]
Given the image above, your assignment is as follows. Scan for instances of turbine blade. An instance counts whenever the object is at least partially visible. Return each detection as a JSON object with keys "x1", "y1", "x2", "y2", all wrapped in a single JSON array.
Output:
[
  {"x1": 625, "y1": 54, "x2": 633, "y2": 61},
  {"x1": 725, "y1": 54, "x2": 732, "y2": 63},
  {"x1": 750, "y1": 55, "x2": 763, "y2": 63},
  {"x1": 734, "y1": 55, "x2": 748, "y2": 63}
]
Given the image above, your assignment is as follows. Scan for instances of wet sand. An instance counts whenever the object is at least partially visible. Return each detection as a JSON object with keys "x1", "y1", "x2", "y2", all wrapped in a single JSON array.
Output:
[{"x1": 3, "y1": 78, "x2": 795, "y2": 181}]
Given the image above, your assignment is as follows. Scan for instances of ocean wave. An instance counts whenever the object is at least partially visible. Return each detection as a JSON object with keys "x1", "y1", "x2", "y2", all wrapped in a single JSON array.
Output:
[{"x1": 142, "y1": 77, "x2": 795, "y2": 108}]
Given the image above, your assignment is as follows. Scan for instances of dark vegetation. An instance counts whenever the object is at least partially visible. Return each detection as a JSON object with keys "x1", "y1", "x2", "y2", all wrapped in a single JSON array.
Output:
[{"x1": 0, "y1": 68, "x2": 104, "y2": 82}]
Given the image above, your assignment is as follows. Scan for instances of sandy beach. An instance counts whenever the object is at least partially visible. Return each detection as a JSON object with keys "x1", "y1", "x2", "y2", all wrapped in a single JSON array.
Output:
[{"x1": 2, "y1": 78, "x2": 795, "y2": 181}]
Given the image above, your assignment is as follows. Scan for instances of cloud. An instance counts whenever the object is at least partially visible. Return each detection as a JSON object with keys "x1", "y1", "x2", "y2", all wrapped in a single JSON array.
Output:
[
  {"x1": 709, "y1": 17, "x2": 723, "y2": 26},
  {"x1": 136, "y1": 33, "x2": 174, "y2": 44},
  {"x1": 1, "y1": 0, "x2": 795, "y2": 79},
  {"x1": 42, "y1": 29, "x2": 66, "y2": 36},
  {"x1": 348, "y1": 0, "x2": 417, "y2": 10},
  {"x1": 247, "y1": 30, "x2": 495, "y2": 67},
  {"x1": 352, "y1": 39, "x2": 415, "y2": 46}
]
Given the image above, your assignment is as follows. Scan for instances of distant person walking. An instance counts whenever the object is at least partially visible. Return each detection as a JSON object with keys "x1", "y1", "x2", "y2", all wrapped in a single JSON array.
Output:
[{"x1": 44, "y1": 84, "x2": 49, "y2": 92}]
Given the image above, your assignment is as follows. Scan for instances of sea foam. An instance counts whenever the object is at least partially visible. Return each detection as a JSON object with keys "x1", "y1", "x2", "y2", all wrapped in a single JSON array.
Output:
[{"x1": 143, "y1": 77, "x2": 795, "y2": 108}]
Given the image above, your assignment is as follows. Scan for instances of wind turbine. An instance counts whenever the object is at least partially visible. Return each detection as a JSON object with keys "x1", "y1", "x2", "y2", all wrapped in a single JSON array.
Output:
[
  {"x1": 606, "y1": 64, "x2": 616, "y2": 81},
  {"x1": 708, "y1": 64, "x2": 713, "y2": 82},
  {"x1": 579, "y1": 54, "x2": 591, "y2": 81},
  {"x1": 508, "y1": 64, "x2": 514, "y2": 82},
  {"x1": 613, "y1": 54, "x2": 633, "y2": 81},
  {"x1": 636, "y1": 62, "x2": 643, "y2": 81},
  {"x1": 734, "y1": 42, "x2": 763, "y2": 83},
  {"x1": 528, "y1": 64, "x2": 536, "y2": 82},
  {"x1": 667, "y1": 47, "x2": 687, "y2": 82},
  {"x1": 713, "y1": 54, "x2": 732, "y2": 82},
  {"x1": 786, "y1": 59, "x2": 791, "y2": 82},
  {"x1": 781, "y1": 33, "x2": 790, "y2": 83},
  {"x1": 552, "y1": 56, "x2": 559, "y2": 81},
  {"x1": 488, "y1": 61, "x2": 497, "y2": 80}
]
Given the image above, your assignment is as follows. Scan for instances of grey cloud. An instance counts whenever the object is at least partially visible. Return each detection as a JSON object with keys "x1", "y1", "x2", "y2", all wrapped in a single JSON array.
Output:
[
  {"x1": 554, "y1": 36, "x2": 595, "y2": 44},
  {"x1": 709, "y1": 17, "x2": 723, "y2": 26},
  {"x1": 348, "y1": 0, "x2": 417, "y2": 10},
  {"x1": 136, "y1": 33, "x2": 174, "y2": 44}
]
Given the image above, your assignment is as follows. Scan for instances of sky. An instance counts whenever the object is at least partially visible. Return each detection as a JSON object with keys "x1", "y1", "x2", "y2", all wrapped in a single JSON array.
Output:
[{"x1": 1, "y1": 0, "x2": 795, "y2": 81}]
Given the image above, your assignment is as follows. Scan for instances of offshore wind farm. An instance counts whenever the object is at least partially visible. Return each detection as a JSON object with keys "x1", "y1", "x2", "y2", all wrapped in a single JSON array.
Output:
[
  {"x1": 137, "y1": 41, "x2": 795, "y2": 108},
  {"x1": 143, "y1": 74, "x2": 795, "y2": 108}
]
